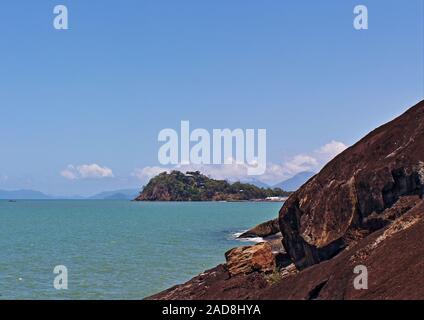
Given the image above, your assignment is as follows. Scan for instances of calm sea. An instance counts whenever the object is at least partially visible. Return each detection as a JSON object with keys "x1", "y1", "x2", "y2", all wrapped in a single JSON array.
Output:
[{"x1": 0, "y1": 200, "x2": 281, "y2": 299}]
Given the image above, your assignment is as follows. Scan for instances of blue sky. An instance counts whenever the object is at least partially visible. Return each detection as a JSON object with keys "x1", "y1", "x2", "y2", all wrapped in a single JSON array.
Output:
[{"x1": 0, "y1": 0, "x2": 423, "y2": 195}]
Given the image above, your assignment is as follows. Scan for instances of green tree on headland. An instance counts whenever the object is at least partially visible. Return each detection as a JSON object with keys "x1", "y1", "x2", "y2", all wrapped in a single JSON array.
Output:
[{"x1": 135, "y1": 170, "x2": 290, "y2": 201}]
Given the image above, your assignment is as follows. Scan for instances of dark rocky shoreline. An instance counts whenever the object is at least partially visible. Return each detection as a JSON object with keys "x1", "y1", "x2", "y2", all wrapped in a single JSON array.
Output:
[{"x1": 148, "y1": 100, "x2": 424, "y2": 300}]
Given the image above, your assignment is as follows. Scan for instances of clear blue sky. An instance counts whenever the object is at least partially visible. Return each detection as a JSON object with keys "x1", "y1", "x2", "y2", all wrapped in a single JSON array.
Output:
[{"x1": 0, "y1": 0, "x2": 423, "y2": 195}]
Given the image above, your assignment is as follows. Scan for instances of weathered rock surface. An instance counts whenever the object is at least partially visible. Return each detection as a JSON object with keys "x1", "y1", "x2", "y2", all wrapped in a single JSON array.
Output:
[
  {"x1": 237, "y1": 218, "x2": 285, "y2": 253},
  {"x1": 279, "y1": 100, "x2": 424, "y2": 269},
  {"x1": 238, "y1": 219, "x2": 280, "y2": 238},
  {"x1": 225, "y1": 242, "x2": 275, "y2": 276},
  {"x1": 263, "y1": 232, "x2": 285, "y2": 253},
  {"x1": 148, "y1": 197, "x2": 424, "y2": 300},
  {"x1": 146, "y1": 264, "x2": 269, "y2": 300},
  {"x1": 148, "y1": 100, "x2": 424, "y2": 300},
  {"x1": 262, "y1": 198, "x2": 424, "y2": 300}
]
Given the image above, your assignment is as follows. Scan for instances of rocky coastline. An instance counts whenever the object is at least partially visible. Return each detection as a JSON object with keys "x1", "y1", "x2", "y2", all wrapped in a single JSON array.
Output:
[{"x1": 148, "y1": 100, "x2": 424, "y2": 300}]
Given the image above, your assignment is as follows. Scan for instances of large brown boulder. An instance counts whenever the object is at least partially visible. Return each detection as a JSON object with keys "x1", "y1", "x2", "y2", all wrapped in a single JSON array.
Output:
[
  {"x1": 225, "y1": 242, "x2": 275, "y2": 276},
  {"x1": 262, "y1": 198, "x2": 424, "y2": 300},
  {"x1": 279, "y1": 100, "x2": 424, "y2": 269}
]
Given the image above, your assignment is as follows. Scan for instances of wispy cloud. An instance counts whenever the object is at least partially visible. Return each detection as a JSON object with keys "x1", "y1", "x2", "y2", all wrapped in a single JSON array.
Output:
[
  {"x1": 0, "y1": 174, "x2": 8, "y2": 183},
  {"x1": 316, "y1": 140, "x2": 348, "y2": 161},
  {"x1": 258, "y1": 140, "x2": 348, "y2": 184},
  {"x1": 131, "y1": 166, "x2": 170, "y2": 183},
  {"x1": 60, "y1": 164, "x2": 114, "y2": 180},
  {"x1": 132, "y1": 140, "x2": 348, "y2": 185}
]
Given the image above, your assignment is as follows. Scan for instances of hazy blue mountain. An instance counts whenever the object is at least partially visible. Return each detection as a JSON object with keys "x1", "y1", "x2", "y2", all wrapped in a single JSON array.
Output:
[
  {"x1": 0, "y1": 189, "x2": 140, "y2": 200},
  {"x1": 239, "y1": 178, "x2": 270, "y2": 189},
  {"x1": 53, "y1": 195, "x2": 86, "y2": 200},
  {"x1": 273, "y1": 171, "x2": 316, "y2": 192},
  {"x1": 88, "y1": 189, "x2": 140, "y2": 200},
  {"x1": 0, "y1": 189, "x2": 53, "y2": 200}
]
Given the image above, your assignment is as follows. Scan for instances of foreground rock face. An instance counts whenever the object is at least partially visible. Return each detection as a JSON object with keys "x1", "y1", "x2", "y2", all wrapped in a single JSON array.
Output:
[
  {"x1": 148, "y1": 100, "x2": 424, "y2": 300},
  {"x1": 225, "y1": 243, "x2": 275, "y2": 276},
  {"x1": 279, "y1": 100, "x2": 424, "y2": 269},
  {"x1": 263, "y1": 199, "x2": 424, "y2": 300},
  {"x1": 146, "y1": 264, "x2": 269, "y2": 300},
  {"x1": 148, "y1": 197, "x2": 424, "y2": 300}
]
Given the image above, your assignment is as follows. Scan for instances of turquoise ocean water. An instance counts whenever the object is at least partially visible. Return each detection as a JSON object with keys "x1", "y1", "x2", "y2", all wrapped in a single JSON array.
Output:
[{"x1": 0, "y1": 200, "x2": 281, "y2": 299}]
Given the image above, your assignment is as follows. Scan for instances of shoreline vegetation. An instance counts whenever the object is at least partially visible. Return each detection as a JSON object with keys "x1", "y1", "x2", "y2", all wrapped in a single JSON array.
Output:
[{"x1": 134, "y1": 170, "x2": 291, "y2": 202}]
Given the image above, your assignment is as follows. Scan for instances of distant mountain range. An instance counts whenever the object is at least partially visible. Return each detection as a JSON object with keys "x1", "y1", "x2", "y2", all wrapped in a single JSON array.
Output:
[
  {"x1": 0, "y1": 172, "x2": 313, "y2": 200},
  {"x1": 239, "y1": 178, "x2": 271, "y2": 189},
  {"x1": 0, "y1": 189, "x2": 140, "y2": 200},
  {"x1": 241, "y1": 171, "x2": 316, "y2": 192},
  {"x1": 240, "y1": 173, "x2": 316, "y2": 191},
  {"x1": 273, "y1": 171, "x2": 316, "y2": 191},
  {"x1": 87, "y1": 189, "x2": 140, "y2": 200},
  {"x1": 0, "y1": 189, "x2": 53, "y2": 200}
]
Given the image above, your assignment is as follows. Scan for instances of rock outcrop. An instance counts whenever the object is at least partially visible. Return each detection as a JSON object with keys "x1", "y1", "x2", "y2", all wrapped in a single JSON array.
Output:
[
  {"x1": 225, "y1": 242, "x2": 275, "y2": 276},
  {"x1": 135, "y1": 170, "x2": 290, "y2": 201},
  {"x1": 262, "y1": 198, "x2": 424, "y2": 300},
  {"x1": 146, "y1": 264, "x2": 269, "y2": 300},
  {"x1": 279, "y1": 100, "x2": 424, "y2": 269},
  {"x1": 148, "y1": 197, "x2": 424, "y2": 300},
  {"x1": 238, "y1": 219, "x2": 280, "y2": 238},
  {"x1": 148, "y1": 100, "x2": 424, "y2": 300},
  {"x1": 237, "y1": 219, "x2": 285, "y2": 253}
]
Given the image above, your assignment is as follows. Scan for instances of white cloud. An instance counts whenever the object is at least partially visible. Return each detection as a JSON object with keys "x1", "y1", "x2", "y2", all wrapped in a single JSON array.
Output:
[
  {"x1": 283, "y1": 154, "x2": 319, "y2": 174},
  {"x1": 317, "y1": 140, "x2": 348, "y2": 161},
  {"x1": 0, "y1": 174, "x2": 8, "y2": 183},
  {"x1": 132, "y1": 166, "x2": 170, "y2": 183},
  {"x1": 60, "y1": 164, "x2": 114, "y2": 180},
  {"x1": 60, "y1": 166, "x2": 78, "y2": 180},
  {"x1": 132, "y1": 140, "x2": 348, "y2": 186},
  {"x1": 258, "y1": 140, "x2": 347, "y2": 184},
  {"x1": 77, "y1": 164, "x2": 114, "y2": 179}
]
